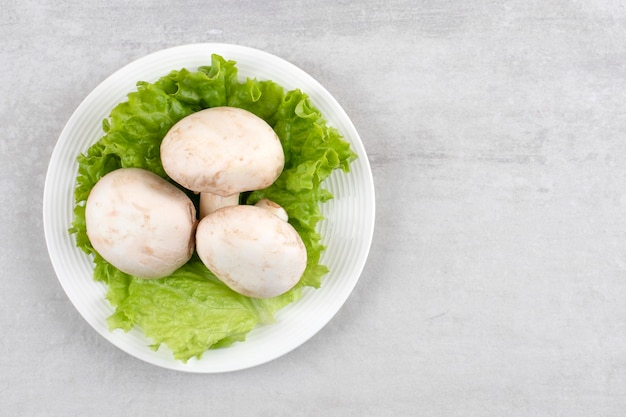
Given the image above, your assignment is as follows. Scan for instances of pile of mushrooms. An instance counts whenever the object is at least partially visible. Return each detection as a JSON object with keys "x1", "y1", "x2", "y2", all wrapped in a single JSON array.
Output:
[{"x1": 85, "y1": 106, "x2": 307, "y2": 298}]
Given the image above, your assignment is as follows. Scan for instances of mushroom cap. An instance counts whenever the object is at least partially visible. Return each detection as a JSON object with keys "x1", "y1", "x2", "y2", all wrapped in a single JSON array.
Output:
[
  {"x1": 85, "y1": 167, "x2": 197, "y2": 279},
  {"x1": 195, "y1": 205, "x2": 307, "y2": 298},
  {"x1": 160, "y1": 106, "x2": 285, "y2": 197}
]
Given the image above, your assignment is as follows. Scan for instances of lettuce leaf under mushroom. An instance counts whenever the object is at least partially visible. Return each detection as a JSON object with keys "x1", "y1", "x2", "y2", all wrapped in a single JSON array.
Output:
[{"x1": 69, "y1": 53, "x2": 356, "y2": 362}]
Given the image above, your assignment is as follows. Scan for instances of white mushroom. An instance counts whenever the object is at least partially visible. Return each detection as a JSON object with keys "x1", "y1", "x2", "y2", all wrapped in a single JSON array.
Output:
[
  {"x1": 85, "y1": 167, "x2": 197, "y2": 279},
  {"x1": 160, "y1": 106, "x2": 285, "y2": 217},
  {"x1": 195, "y1": 205, "x2": 307, "y2": 299}
]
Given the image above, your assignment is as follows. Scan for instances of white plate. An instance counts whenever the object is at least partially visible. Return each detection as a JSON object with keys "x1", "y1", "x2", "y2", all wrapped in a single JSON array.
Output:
[{"x1": 43, "y1": 43, "x2": 375, "y2": 373}]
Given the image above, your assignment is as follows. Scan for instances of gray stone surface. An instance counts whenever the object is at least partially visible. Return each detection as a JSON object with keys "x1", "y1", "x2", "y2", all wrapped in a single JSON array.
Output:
[{"x1": 3, "y1": 0, "x2": 626, "y2": 415}]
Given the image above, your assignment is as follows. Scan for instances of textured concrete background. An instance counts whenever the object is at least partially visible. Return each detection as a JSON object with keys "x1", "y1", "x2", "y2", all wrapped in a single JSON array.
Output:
[{"x1": 3, "y1": 0, "x2": 626, "y2": 415}]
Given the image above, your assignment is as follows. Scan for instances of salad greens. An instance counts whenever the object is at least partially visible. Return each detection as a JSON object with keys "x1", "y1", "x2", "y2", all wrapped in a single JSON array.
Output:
[{"x1": 70, "y1": 53, "x2": 356, "y2": 362}]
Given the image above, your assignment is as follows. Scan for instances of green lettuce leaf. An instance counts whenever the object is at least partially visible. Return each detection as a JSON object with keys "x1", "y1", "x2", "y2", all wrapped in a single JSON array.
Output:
[{"x1": 70, "y1": 53, "x2": 356, "y2": 362}]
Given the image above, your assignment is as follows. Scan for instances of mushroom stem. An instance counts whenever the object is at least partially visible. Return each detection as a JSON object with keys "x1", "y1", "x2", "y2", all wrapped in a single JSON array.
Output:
[
  {"x1": 254, "y1": 198, "x2": 288, "y2": 222},
  {"x1": 199, "y1": 193, "x2": 239, "y2": 218}
]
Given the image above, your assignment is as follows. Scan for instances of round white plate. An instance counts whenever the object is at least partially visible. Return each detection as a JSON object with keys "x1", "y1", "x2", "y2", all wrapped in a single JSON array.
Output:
[{"x1": 43, "y1": 43, "x2": 375, "y2": 372}]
